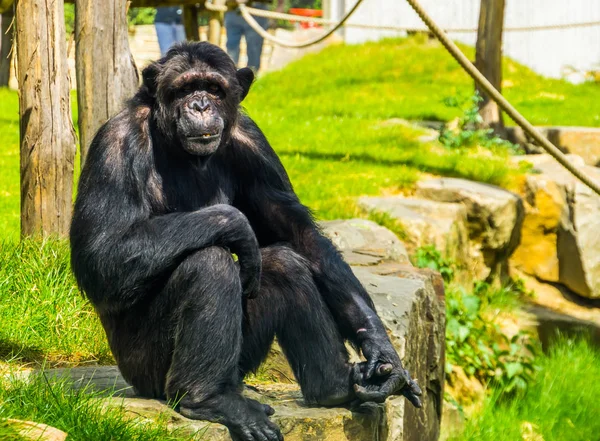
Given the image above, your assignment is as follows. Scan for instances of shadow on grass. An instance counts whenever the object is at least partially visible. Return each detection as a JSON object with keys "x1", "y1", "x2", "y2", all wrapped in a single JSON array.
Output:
[
  {"x1": 281, "y1": 150, "x2": 485, "y2": 181},
  {"x1": 0, "y1": 339, "x2": 46, "y2": 365}
]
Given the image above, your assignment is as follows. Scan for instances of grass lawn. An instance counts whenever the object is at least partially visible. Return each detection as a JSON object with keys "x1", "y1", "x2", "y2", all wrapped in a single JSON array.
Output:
[
  {"x1": 450, "y1": 338, "x2": 600, "y2": 441},
  {"x1": 0, "y1": 374, "x2": 202, "y2": 440},
  {"x1": 246, "y1": 37, "x2": 600, "y2": 127}
]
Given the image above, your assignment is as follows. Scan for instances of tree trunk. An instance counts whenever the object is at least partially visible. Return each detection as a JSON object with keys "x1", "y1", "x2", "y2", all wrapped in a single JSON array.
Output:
[
  {"x1": 183, "y1": 5, "x2": 199, "y2": 41},
  {"x1": 0, "y1": 4, "x2": 14, "y2": 87},
  {"x1": 475, "y1": 0, "x2": 506, "y2": 136},
  {"x1": 15, "y1": 0, "x2": 77, "y2": 238},
  {"x1": 75, "y1": 0, "x2": 138, "y2": 167}
]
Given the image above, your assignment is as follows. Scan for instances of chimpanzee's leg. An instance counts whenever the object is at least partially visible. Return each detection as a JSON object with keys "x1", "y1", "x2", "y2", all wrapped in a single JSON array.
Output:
[
  {"x1": 109, "y1": 246, "x2": 281, "y2": 441},
  {"x1": 239, "y1": 246, "x2": 359, "y2": 406}
]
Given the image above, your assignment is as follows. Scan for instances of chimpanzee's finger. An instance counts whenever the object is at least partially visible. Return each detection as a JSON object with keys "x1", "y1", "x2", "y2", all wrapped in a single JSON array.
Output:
[
  {"x1": 402, "y1": 387, "x2": 423, "y2": 408},
  {"x1": 353, "y1": 384, "x2": 387, "y2": 403},
  {"x1": 354, "y1": 373, "x2": 403, "y2": 403},
  {"x1": 263, "y1": 404, "x2": 275, "y2": 416},
  {"x1": 400, "y1": 372, "x2": 422, "y2": 408},
  {"x1": 364, "y1": 358, "x2": 378, "y2": 380},
  {"x1": 402, "y1": 370, "x2": 422, "y2": 396}
]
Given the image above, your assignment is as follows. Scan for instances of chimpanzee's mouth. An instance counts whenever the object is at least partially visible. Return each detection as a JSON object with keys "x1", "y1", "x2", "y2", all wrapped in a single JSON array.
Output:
[{"x1": 188, "y1": 133, "x2": 220, "y2": 142}]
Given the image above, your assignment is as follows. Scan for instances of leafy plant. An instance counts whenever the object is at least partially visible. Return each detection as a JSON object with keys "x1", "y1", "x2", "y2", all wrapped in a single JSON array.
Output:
[
  {"x1": 413, "y1": 244, "x2": 455, "y2": 283},
  {"x1": 445, "y1": 285, "x2": 538, "y2": 396},
  {"x1": 439, "y1": 93, "x2": 523, "y2": 155},
  {"x1": 128, "y1": 7, "x2": 157, "y2": 26}
]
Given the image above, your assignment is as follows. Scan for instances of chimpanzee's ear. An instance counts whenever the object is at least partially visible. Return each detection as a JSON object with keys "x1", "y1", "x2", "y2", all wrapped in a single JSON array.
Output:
[
  {"x1": 142, "y1": 62, "x2": 162, "y2": 97},
  {"x1": 236, "y1": 67, "x2": 254, "y2": 102}
]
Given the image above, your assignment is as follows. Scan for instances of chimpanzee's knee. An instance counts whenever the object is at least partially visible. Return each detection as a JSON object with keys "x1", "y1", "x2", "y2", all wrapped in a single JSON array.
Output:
[
  {"x1": 177, "y1": 246, "x2": 239, "y2": 282},
  {"x1": 261, "y1": 246, "x2": 314, "y2": 291}
]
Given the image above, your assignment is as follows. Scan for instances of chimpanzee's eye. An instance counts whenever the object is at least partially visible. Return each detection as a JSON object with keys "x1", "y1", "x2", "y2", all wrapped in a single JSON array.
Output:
[{"x1": 207, "y1": 83, "x2": 221, "y2": 94}]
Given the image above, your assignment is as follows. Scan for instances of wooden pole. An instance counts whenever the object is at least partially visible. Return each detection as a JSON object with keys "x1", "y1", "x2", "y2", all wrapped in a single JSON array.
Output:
[
  {"x1": 475, "y1": 0, "x2": 506, "y2": 136},
  {"x1": 75, "y1": 0, "x2": 139, "y2": 167},
  {"x1": 208, "y1": 12, "x2": 221, "y2": 45},
  {"x1": 15, "y1": 0, "x2": 77, "y2": 238},
  {"x1": 183, "y1": 5, "x2": 200, "y2": 41},
  {"x1": 208, "y1": 0, "x2": 225, "y2": 45},
  {"x1": 0, "y1": 4, "x2": 13, "y2": 87}
]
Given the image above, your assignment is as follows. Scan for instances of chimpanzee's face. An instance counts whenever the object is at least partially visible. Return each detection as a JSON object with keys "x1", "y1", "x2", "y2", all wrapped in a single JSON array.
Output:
[
  {"x1": 168, "y1": 69, "x2": 228, "y2": 156},
  {"x1": 142, "y1": 42, "x2": 254, "y2": 157}
]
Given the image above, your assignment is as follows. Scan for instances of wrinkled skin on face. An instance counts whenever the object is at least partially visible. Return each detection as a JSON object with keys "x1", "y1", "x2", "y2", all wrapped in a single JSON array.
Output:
[{"x1": 141, "y1": 42, "x2": 254, "y2": 157}]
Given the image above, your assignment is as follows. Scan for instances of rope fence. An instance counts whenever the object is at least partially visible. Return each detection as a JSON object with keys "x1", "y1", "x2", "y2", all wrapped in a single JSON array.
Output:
[
  {"x1": 238, "y1": 0, "x2": 365, "y2": 49},
  {"x1": 241, "y1": 5, "x2": 600, "y2": 34}
]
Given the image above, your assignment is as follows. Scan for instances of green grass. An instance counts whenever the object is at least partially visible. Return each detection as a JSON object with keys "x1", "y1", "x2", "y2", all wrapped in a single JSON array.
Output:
[
  {"x1": 245, "y1": 37, "x2": 600, "y2": 127},
  {"x1": 451, "y1": 338, "x2": 600, "y2": 441},
  {"x1": 0, "y1": 88, "x2": 20, "y2": 240},
  {"x1": 0, "y1": 240, "x2": 111, "y2": 367},
  {"x1": 0, "y1": 374, "x2": 200, "y2": 440}
]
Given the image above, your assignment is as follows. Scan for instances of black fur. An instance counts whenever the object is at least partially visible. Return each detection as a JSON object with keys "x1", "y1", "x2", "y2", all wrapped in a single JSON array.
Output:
[{"x1": 70, "y1": 42, "x2": 419, "y2": 441}]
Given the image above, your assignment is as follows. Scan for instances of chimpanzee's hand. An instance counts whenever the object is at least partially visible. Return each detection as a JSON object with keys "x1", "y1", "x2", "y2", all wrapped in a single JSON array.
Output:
[
  {"x1": 239, "y1": 253, "x2": 261, "y2": 299},
  {"x1": 355, "y1": 332, "x2": 422, "y2": 408}
]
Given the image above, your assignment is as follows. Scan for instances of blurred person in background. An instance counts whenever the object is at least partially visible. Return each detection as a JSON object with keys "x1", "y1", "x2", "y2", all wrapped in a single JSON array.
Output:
[
  {"x1": 155, "y1": 6, "x2": 186, "y2": 56},
  {"x1": 225, "y1": 0, "x2": 272, "y2": 72}
]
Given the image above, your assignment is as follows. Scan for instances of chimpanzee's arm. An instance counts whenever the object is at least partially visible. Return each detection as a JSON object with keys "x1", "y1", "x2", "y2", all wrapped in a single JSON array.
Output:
[
  {"x1": 70, "y1": 113, "x2": 261, "y2": 310},
  {"x1": 230, "y1": 118, "x2": 422, "y2": 406},
  {"x1": 230, "y1": 117, "x2": 382, "y2": 339}
]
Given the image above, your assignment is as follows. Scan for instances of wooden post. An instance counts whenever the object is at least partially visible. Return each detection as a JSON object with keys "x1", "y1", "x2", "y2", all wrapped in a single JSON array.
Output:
[
  {"x1": 15, "y1": 0, "x2": 77, "y2": 238},
  {"x1": 208, "y1": 0, "x2": 225, "y2": 45},
  {"x1": 183, "y1": 5, "x2": 200, "y2": 41},
  {"x1": 75, "y1": 0, "x2": 138, "y2": 167},
  {"x1": 208, "y1": 12, "x2": 221, "y2": 45},
  {"x1": 475, "y1": 0, "x2": 506, "y2": 136},
  {"x1": 0, "y1": 4, "x2": 13, "y2": 87}
]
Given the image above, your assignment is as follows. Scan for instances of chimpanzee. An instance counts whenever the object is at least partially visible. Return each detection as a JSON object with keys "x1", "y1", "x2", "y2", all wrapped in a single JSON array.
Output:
[{"x1": 70, "y1": 42, "x2": 421, "y2": 441}]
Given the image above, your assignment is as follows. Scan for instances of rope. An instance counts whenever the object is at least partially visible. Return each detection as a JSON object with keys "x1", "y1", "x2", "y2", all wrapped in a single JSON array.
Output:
[
  {"x1": 404, "y1": 0, "x2": 600, "y2": 196},
  {"x1": 242, "y1": 6, "x2": 600, "y2": 33},
  {"x1": 238, "y1": 0, "x2": 365, "y2": 49},
  {"x1": 204, "y1": 0, "x2": 228, "y2": 12},
  {"x1": 503, "y1": 20, "x2": 600, "y2": 32}
]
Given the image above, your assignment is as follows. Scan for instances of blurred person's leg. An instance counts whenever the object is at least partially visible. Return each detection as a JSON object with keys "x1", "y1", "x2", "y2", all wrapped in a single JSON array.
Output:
[
  {"x1": 244, "y1": 3, "x2": 269, "y2": 72},
  {"x1": 174, "y1": 23, "x2": 186, "y2": 44},
  {"x1": 225, "y1": 11, "x2": 244, "y2": 65},
  {"x1": 155, "y1": 22, "x2": 175, "y2": 56}
]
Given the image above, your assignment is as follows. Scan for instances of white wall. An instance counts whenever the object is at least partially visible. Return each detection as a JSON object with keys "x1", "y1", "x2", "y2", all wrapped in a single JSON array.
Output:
[{"x1": 327, "y1": 0, "x2": 600, "y2": 81}]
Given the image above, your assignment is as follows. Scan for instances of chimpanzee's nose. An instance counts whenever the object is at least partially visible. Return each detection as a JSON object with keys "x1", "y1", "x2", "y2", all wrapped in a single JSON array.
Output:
[{"x1": 189, "y1": 96, "x2": 210, "y2": 112}]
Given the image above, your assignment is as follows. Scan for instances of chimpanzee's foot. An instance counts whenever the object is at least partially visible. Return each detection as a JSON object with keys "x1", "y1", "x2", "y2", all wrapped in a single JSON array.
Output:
[
  {"x1": 179, "y1": 392, "x2": 283, "y2": 441},
  {"x1": 308, "y1": 364, "x2": 363, "y2": 407}
]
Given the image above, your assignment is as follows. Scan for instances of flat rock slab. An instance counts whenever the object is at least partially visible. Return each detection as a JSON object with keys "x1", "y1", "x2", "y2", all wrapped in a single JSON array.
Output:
[
  {"x1": 1, "y1": 419, "x2": 67, "y2": 441},
  {"x1": 321, "y1": 219, "x2": 410, "y2": 266},
  {"x1": 415, "y1": 178, "x2": 524, "y2": 281},
  {"x1": 358, "y1": 196, "x2": 469, "y2": 266},
  {"x1": 516, "y1": 159, "x2": 600, "y2": 299}
]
